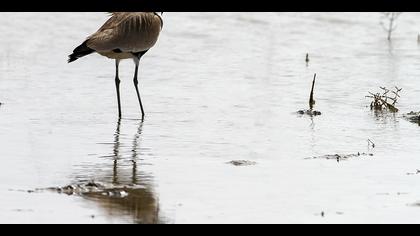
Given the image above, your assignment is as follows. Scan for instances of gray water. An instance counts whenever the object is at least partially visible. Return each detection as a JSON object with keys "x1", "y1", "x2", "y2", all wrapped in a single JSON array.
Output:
[{"x1": 1, "y1": 12, "x2": 420, "y2": 223}]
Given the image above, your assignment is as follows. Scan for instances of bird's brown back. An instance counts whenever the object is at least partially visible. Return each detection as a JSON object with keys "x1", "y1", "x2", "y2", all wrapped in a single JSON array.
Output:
[{"x1": 86, "y1": 12, "x2": 162, "y2": 53}]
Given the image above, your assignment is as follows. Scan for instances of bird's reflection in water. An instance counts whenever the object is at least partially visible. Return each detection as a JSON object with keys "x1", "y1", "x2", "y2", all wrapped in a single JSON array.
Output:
[
  {"x1": 82, "y1": 119, "x2": 165, "y2": 224},
  {"x1": 130, "y1": 120, "x2": 143, "y2": 185},
  {"x1": 112, "y1": 119, "x2": 122, "y2": 185}
]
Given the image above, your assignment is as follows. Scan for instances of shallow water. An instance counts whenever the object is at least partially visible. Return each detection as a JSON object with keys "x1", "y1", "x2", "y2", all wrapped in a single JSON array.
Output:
[{"x1": 1, "y1": 12, "x2": 420, "y2": 223}]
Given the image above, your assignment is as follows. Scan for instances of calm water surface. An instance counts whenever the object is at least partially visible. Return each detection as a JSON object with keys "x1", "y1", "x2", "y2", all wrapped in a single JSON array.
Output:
[{"x1": 1, "y1": 12, "x2": 420, "y2": 223}]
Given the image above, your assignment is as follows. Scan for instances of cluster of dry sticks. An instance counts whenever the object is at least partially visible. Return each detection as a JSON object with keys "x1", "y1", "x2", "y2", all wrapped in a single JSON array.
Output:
[{"x1": 366, "y1": 86, "x2": 402, "y2": 112}]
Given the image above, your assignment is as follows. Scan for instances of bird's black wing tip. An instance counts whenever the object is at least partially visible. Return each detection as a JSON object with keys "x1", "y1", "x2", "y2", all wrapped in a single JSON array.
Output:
[
  {"x1": 68, "y1": 55, "x2": 77, "y2": 63},
  {"x1": 68, "y1": 40, "x2": 94, "y2": 63}
]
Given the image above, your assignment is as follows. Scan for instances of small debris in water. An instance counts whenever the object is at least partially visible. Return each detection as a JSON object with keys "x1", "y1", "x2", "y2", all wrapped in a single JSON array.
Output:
[
  {"x1": 321, "y1": 211, "x2": 325, "y2": 217},
  {"x1": 31, "y1": 181, "x2": 131, "y2": 198},
  {"x1": 306, "y1": 152, "x2": 373, "y2": 162},
  {"x1": 406, "y1": 169, "x2": 420, "y2": 175},
  {"x1": 85, "y1": 181, "x2": 102, "y2": 188},
  {"x1": 410, "y1": 202, "x2": 420, "y2": 207},
  {"x1": 12, "y1": 209, "x2": 34, "y2": 212},
  {"x1": 403, "y1": 111, "x2": 420, "y2": 125},
  {"x1": 377, "y1": 192, "x2": 408, "y2": 196},
  {"x1": 297, "y1": 110, "x2": 322, "y2": 116},
  {"x1": 305, "y1": 53, "x2": 310, "y2": 64},
  {"x1": 227, "y1": 160, "x2": 257, "y2": 166}
]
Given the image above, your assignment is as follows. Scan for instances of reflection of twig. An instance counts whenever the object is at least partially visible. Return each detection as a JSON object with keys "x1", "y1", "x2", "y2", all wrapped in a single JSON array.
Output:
[
  {"x1": 381, "y1": 12, "x2": 402, "y2": 40},
  {"x1": 380, "y1": 12, "x2": 403, "y2": 41},
  {"x1": 309, "y1": 115, "x2": 315, "y2": 129}
]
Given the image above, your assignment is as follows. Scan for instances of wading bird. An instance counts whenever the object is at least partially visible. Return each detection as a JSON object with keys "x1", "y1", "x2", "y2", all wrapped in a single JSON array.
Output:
[{"x1": 68, "y1": 12, "x2": 163, "y2": 119}]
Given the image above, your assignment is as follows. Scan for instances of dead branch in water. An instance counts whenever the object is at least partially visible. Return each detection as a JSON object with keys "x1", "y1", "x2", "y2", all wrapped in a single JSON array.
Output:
[
  {"x1": 297, "y1": 73, "x2": 321, "y2": 116},
  {"x1": 309, "y1": 73, "x2": 316, "y2": 110},
  {"x1": 366, "y1": 86, "x2": 402, "y2": 112},
  {"x1": 367, "y1": 139, "x2": 375, "y2": 149}
]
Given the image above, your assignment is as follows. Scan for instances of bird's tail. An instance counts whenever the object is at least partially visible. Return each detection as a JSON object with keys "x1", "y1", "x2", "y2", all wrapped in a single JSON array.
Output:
[{"x1": 68, "y1": 40, "x2": 95, "y2": 63}]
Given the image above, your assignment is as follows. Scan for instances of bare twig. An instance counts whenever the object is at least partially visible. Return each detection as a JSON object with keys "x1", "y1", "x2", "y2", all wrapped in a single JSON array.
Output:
[
  {"x1": 309, "y1": 73, "x2": 316, "y2": 110},
  {"x1": 368, "y1": 139, "x2": 375, "y2": 149}
]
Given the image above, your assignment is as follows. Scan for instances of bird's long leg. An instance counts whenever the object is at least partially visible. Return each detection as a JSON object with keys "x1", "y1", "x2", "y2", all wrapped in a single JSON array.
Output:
[
  {"x1": 133, "y1": 58, "x2": 145, "y2": 120},
  {"x1": 115, "y1": 59, "x2": 122, "y2": 118}
]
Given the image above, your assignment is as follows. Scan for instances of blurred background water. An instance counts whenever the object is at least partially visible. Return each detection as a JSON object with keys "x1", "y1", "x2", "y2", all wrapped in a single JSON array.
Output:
[{"x1": 0, "y1": 12, "x2": 420, "y2": 223}]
